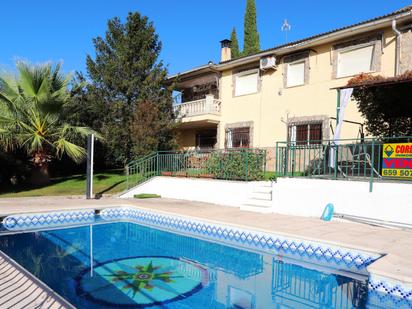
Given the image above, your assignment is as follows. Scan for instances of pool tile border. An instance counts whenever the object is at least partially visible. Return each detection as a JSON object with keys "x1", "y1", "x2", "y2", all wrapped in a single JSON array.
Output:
[
  {"x1": 3, "y1": 206, "x2": 412, "y2": 302},
  {"x1": 100, "y1": 207, "x2": 380, "y2": 272},
  {"x1": 103, "y1": 207, "x2": 412, "y2": 303},
  {"x1": 2, "y1": 209, "x2": 95, "y2": 231},
  {"x1": 368, "y1": 274, "x2": 412, "y2": 304},
  {"x1": 2, "y1": 206, "x2": 379, "y2": 271}
]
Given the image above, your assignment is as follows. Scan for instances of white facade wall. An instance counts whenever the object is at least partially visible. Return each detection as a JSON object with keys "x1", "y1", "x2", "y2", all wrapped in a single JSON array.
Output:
[
  {"x1": 121, "y1": 177, "x2": 257, "y2": 208},
  {"x1": 121, "y1": 177, "x2": 412, "y2": 225}
]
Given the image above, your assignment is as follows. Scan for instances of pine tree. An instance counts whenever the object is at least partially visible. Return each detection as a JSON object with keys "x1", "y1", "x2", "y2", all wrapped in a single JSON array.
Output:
[
  {"x1": 84, "y1": 12, "x2": 176, "y2": 165},
  {"x1": 230, "y1": 27, "x2": 241, "y2": 59},
  {"x1": 243, "y1": 0, "x2": 260, "y2": 56}
]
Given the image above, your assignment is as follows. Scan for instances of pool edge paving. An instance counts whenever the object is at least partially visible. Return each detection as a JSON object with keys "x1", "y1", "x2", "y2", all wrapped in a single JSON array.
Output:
[{"x1": 0, "y1": 250, "x2": 75, "y2": 308}]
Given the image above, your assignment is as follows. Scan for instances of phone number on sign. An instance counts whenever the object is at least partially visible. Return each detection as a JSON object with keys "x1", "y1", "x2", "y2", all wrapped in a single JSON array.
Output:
[{"x1": 382, "y1": 169, "x2": 412, "y2": 178}]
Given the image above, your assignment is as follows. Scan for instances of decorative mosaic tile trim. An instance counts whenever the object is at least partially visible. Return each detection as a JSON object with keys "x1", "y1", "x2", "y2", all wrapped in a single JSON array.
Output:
[
  {"x1": 100, "y1": 207, "x2": 381, "y2": 272},
  {"x1": 367, "y1": 292, "x2": 412, "y2": 309},
  {"x1": 3, "y1": 210, "x2": 95, "y2": 231},
  {"x1": 368, "y1": 275, "x2": 412, "y2": 303}
]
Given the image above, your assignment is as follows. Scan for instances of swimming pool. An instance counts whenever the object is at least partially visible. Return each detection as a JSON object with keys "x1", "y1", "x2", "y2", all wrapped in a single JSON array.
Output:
[{"x1": 0, "y1": 207, "x2": 410, "y2": 308}]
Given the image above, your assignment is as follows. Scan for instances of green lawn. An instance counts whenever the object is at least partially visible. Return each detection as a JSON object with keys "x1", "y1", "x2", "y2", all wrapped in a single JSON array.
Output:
[
  {"x1": 0, "y1": 169, "x2": 282, "y2": 198},
  {"x1": 0, "y1": 170, "x2": 126, "y2": 198}
]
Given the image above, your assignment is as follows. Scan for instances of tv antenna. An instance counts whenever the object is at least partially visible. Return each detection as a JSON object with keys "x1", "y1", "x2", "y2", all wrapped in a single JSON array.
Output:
[{"x1": 281, "y1": 19, "x2": 291, "y2": 43}]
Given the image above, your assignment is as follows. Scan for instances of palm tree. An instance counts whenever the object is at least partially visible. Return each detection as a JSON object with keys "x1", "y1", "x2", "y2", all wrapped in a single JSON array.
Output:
[{"x1": 0, "y1": 61, "x2": 100, "y2": 184}]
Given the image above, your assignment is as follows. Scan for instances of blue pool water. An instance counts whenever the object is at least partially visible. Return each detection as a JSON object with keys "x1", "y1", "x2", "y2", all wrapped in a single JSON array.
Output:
[{"x1": 0, "y1": 219, "x2": 408, "y2": 308}]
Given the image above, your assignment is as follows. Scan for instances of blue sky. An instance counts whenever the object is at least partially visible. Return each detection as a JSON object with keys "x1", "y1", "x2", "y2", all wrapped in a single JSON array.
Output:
[{"x1": 0, "y1": 1, "x2": 410, "y2": 76}]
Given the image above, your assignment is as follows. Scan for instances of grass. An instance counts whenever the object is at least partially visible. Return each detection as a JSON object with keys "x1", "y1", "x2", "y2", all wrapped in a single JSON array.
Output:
[
  {"x1": 0, "y1": 169, "x2": 285, "y2": 198},
  {"x1": 0, "y1": 170, "x2": 126, "y2": 198},
  {"x1": 133, "y1": 193, "x2": 161, "y2": 199},
  {"x1": 263, "y1": 171, "x2": 277, "y2": 180}
]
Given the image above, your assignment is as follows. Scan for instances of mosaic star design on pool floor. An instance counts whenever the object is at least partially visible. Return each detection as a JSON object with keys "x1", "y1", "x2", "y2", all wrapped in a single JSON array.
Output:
[
  {"x1": 105, "y1": 260, "x2": 177, "y2": 296},
  {"x1": 77, "y1": 256, "x2": 208, "y2": 308}
]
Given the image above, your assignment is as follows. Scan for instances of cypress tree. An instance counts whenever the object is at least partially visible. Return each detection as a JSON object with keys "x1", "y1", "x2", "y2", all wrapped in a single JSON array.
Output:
[
  {"x1": 243, "y1": 0, "x2": 260, "y2": 56},
  {"x1": 230, "y1": 27, "x2": 241, "y2": 59}
]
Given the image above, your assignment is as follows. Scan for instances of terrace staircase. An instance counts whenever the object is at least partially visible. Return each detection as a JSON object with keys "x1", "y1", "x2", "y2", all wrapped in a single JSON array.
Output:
[{"x1": 241, "y1": 181, "x2": 274, "y2": 213}]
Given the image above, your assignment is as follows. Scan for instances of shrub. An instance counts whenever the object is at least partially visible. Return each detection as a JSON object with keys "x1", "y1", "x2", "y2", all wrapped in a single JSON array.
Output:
[
  {"x1": 205, "y1": 150, "x2": 265, "y2": 181},
  {"x1": 263, "y1": 171, "x2": 277, "y2": 181}
]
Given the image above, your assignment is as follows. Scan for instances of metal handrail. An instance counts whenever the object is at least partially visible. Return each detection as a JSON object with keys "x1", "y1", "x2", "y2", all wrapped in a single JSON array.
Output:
[
  {"x1": 126, "y1": 153, "x2": 159, "y2": 190},
  {"x1": 125, "y1": 148, "x2": 267, "y2": 190},
  {"x1": 127, "y1": 152, "x2": 157, "y2": 167}
]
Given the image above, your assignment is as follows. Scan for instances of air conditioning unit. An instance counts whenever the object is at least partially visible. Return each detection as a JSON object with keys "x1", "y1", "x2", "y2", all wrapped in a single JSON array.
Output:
[{"x1": 260, "y1": 56, "x2": 277, "y2": 70}]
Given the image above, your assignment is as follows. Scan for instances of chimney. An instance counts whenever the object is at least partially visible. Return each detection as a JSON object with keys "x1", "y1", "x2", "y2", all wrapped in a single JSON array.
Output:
[{"x1": 220, "y1": 39, "x2": 232, "y2": 62}]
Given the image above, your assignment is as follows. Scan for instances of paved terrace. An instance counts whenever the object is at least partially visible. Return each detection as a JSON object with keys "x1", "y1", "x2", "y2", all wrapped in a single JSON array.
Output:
[{"x1": 0, "y1": 196, "x2": 411, "y2": 288}]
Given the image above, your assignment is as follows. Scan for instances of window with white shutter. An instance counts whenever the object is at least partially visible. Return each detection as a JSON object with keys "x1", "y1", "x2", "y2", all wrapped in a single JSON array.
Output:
[
  {"x1": 337, "y1": 45, "x2": 374, "y2": 78},
  {"x1": 235, "y1": 70, "x2": 259, "y2": 96},
  {"x1": 287, "y1": 61, "x2": 305, "y2": 87}
]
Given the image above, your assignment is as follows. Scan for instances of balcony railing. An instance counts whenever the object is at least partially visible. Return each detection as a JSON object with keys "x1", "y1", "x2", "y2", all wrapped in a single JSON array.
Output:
[{"x1": 173, "y1": 95, "x2": 221, "y2": 118}]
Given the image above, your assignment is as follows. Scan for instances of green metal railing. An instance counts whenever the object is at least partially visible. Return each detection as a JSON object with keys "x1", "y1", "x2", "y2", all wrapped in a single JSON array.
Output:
[
  {"x1": 125, "y1": 153, "x2": 159, "y2": 190},
  {"x1": 125, "y1": 148, "x2": 267, "y2": 190},
  {"x1": 275, "y1": 136, "x2": 412, "y2": 191}
]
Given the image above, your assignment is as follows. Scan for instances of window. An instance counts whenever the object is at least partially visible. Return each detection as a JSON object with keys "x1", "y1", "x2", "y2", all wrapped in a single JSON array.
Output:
[
  {"x1": 235, "y1": 70, "x2": 259, "y2": 96},
  {"x1": 226, "y1": 127, "x2": 250, "y2": 148},
  {"x1": 337, "y1": 45, "x2": 374, "y2": 78},
  {"x1": 295, "y1": 124, "x2": 308, "y2": 145},
  {"x1": 287, "y1": 61, "x2": 305, "y2": 87},
  {"x1": 196, "y1": 130, "x2": 216, "y2": 149},
  {"x1": 288, "y1": 123, "x2": 322, "y2": 145},
  {"x1": 309, "y1": 123, "x2": 322, "y2": 142},
  {"x1": 282, "y1": 52, "x2": 309, "y2": 87}
]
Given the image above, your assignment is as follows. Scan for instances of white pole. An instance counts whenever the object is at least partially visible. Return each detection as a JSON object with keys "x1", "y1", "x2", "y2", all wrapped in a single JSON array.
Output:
[
  {"x1": 90, "y1": 225, "x2": 93, "y2": 277},
  {"x1": 86, "y1": 134, "x2": 94, "y2": 199}
]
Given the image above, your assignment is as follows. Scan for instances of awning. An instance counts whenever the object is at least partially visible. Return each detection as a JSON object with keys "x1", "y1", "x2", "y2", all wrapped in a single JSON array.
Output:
[{"x1": 331, "y1": 76, "x2": 412, "y2": 90}]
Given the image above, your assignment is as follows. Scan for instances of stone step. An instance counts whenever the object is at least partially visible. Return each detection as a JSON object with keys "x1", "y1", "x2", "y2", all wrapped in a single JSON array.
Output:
[
  {"x1": 240, "y1": 204, "x2": 273, "y2": 213},
  {"x1": 252, "y1": 186, "x2": 273, "y2": 194},
  {"x1": 243, "y1": 198, "x2": 273, "y2": 208},
  {"x1": 250, "y1": 191, "x2": 272, "y2": 200},
  {"x1": 253, "y1": 181, "x2": 274, "y2": 188}
]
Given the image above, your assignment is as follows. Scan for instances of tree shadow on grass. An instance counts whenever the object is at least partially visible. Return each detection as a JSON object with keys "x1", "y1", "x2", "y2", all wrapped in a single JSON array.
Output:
[
  {"x1": 0, "y1": 174, "x2": 86, "y2": 195},
  {"x1": 95, "y1": 180, "x2": 125, "y2": 199},
  {"x1": 96, "y1": 175, "x2": 109, "y2": 181},
  {"x1": 0, "y1": 172, "x2": 126, "y2": 196}
]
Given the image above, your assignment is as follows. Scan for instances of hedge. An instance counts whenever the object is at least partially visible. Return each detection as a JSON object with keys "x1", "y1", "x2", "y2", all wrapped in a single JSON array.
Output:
[{"x1": 205, "y1": 150, "x2": 266, "y2": 181}]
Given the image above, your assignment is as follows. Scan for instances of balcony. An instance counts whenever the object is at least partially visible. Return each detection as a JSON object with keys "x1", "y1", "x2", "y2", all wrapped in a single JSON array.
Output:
[{"x1": 174, "y1": 95, "x2": 221, "y2": 119}]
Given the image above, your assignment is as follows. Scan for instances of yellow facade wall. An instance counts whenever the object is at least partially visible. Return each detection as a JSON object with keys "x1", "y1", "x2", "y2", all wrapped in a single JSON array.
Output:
[
  {"x1": 215, "y1": 27, "x2": 397, "y2": 149},
  {"x1": 175, "y1": 27, "x2": 401, "y2": 150}
]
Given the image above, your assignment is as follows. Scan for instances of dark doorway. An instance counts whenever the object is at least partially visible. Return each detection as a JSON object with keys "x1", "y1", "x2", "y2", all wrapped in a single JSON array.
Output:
[{"x1": 196, "y1": 129, "x2": 217, "y2": 149}]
